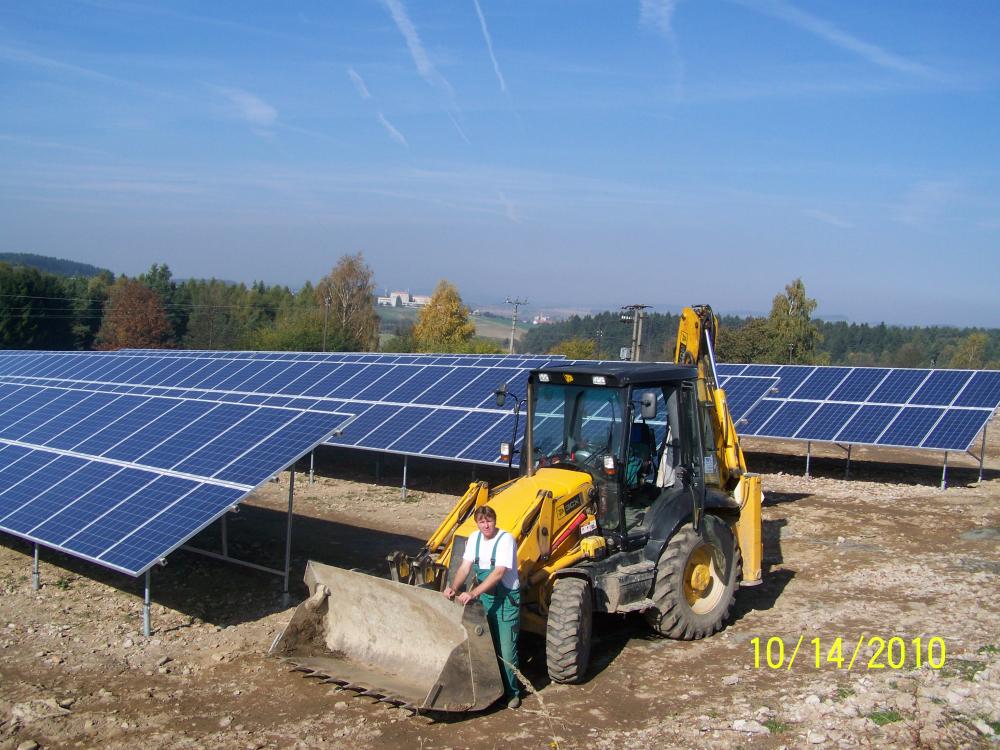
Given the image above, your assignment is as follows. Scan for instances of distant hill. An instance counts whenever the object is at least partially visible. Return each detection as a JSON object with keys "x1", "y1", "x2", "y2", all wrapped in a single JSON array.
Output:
[{"x1": 0, "y1": 253, "x2": 112, "y2": 278}]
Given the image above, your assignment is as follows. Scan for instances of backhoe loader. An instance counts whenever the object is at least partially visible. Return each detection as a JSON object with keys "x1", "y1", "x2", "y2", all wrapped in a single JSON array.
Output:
[{"x1": 270, "y1": 305, "x2": 763, "y2": 712}]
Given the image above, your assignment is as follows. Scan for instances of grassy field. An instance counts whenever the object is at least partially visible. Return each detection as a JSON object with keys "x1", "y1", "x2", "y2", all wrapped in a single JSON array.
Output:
[{"x1": 376, "y1": 305, "x2": 531, "y2": 345}]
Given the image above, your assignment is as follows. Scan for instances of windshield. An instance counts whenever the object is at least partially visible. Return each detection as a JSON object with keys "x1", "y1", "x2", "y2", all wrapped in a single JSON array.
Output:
[{"x1": 531, "y1": 382, "x2": 626, "y2": 471}]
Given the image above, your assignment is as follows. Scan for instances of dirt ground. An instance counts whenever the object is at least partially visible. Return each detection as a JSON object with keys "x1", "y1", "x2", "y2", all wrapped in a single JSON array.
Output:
[{"x1": 2, "y1": 424, "x2": 999, "y2": 750}]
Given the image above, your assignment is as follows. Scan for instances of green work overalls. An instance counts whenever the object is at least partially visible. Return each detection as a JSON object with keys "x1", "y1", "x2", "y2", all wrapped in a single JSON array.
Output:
[{"x1": 473, "y1": 531, "x2": 522, "y2": 699}]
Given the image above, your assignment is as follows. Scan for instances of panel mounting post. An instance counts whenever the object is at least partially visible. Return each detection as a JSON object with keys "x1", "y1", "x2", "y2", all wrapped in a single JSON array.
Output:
[
  {"x1": 283, "y1": 470, "x2": 295, "y2": 607},
  {"x1": 844, "y1": 444, "x2": 852, "y2": 480},
  {"x1": 940, "y1": 451, "x2": 948, "y2": 491},
  {"x1": 805, "y1": 441, "x2": 812, "y2": 480},
  {"x1": 309, "y1": 450, "x2": 315, "y2": 485},
  {"x1": 221, "y1": 513, "x2": 228, "y2": 558},
  {"x1": 143, "y1": 570, "x2": 152, "y2": 637},
  {"x1": 401, "y1": 456, "x2": 408, "y2": 500},
  {"x1": 32, "y1": 544, "x2": 40, "y2": 591},
  {"x1": 978, "y1": 429, "x2": 987, "y2": 483}
]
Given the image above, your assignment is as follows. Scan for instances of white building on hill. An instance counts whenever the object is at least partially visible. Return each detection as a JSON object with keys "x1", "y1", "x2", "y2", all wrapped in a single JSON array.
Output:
[{"x1": 376, "y1": 290, "x2": 431, "y2": 308}]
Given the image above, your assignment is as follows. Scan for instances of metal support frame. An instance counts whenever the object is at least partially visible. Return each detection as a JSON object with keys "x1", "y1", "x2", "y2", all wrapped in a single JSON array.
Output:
[
  {"x1": 805, "y1": 441, "x2": 812, "y2": 479},
  {"x1": 941, "y1": 451, "x2": 948, "y2": 491},
  {"x1": 978, "y1": 429, "x2": 987, "y2": 483},
  {"x1": 309, "y1": 451, "x2": 315, "y2": 485},
  {"x1": 402, "y1": 455, "x2": 408, "y2": 500},
  {"x1": 220, "y1": 514, "x2": 228, "y2": 557},
  {"x1": 845, "y1": 444, "x2": 852, "y2": 480},
  {"x1": 32, "y1": 544, "x2": 40, "y2": 591},
  {"x1": 283, "y1": 470, "x2": 295, "y2": 606},
  {"x1": 143, "y1": 570, "x2": 151, "y2": 637}
]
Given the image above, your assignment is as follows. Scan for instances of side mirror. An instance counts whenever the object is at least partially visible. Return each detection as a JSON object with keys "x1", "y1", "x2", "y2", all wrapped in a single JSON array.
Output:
[
  {"x1": 640, "y1": 391, "x2": 657, "y2": 420},
  {"x1": 495, "y1": 382, "x2": 508, "y2": 408}
]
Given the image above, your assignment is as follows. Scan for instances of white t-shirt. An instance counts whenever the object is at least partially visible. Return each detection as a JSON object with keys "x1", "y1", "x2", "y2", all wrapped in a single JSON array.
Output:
[{"x1": 462, "y1": 530, "x2": 520, "y2": 590}]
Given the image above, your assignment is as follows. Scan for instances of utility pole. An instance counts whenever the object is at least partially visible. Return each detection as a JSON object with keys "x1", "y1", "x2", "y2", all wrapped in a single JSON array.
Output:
[
  {"x1": 594, "y1": 328, "x2": 604, "y2": 359},
  {"x1": 322, "y1": 296, "x2": 332, "y2": 352},
  {"x1": 619, "y1": 304, "x2": 650, "y2": 361},
  {"x1": 505, "y1": 296, "x2": 527, "y2": 354}
]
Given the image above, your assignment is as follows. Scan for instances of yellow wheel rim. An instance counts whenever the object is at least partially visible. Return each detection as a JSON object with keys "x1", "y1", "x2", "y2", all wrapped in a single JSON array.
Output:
[{"x1": 683, "y1": 544, "x2": 724, "y2": 614}]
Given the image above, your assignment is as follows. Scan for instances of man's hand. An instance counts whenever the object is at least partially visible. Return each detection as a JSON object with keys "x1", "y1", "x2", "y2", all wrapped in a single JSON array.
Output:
[
  {"x1": 442, "y1": 585, "x2": 456, "y2": 600},
  {"x1": 457, "y1": 591, "x2": 477, "y2": 605}
]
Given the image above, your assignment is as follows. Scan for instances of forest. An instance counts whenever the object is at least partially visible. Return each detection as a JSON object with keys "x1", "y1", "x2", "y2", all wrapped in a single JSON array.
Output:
[{"x1": 0, "y1": 255, "x2": 996, "y2": 369}]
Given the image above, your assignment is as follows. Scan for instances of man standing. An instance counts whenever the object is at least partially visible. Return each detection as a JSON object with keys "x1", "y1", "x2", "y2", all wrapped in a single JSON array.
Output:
[{"x1": 443, "y1": 505, "x2": 523, "y2": 708}]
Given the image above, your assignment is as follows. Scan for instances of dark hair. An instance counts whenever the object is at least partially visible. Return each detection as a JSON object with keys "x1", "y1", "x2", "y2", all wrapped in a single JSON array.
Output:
[{"x1": 473, "y1": 505, "x2": 497, "y2": 522}]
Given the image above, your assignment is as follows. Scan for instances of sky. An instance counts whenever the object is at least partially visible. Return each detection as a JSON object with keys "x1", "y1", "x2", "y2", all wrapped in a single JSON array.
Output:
[{"x1": 1, "y1": 1, "x2": 998, "y2": 327}]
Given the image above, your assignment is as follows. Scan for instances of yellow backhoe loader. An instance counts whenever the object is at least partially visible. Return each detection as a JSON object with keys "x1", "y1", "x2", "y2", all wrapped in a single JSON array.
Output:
[{"x1": 270, "y1": 305, "x2": 763, "y2": 712}]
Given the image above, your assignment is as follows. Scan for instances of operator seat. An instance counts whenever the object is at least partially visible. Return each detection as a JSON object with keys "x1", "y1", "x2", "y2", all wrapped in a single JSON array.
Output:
[{"x1": 625, "y1": 422, "x2": 655, "y2": 487}]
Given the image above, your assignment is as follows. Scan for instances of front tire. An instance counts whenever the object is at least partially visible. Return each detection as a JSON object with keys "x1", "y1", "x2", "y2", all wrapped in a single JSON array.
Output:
[
  {"x1": 545, "y1": 577, "x2": 593, "y2": 683},
  {"x1": 645, "y1": 520, "x2": 740, "y2": 639}
]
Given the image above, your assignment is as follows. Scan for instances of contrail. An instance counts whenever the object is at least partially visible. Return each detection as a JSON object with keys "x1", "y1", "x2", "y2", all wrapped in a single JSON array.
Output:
[{"x1": 473, "y1": 0, "x2": 507, "y2": 93}]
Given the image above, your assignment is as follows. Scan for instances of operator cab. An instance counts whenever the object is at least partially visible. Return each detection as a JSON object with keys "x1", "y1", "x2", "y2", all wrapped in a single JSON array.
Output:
[{"x1": 520, "y1": 363, "x2": 709, "y2": 550}]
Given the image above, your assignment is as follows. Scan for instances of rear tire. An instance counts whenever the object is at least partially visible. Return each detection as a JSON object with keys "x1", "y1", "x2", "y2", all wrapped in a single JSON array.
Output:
[
  {"x1": 545, "y1": 577, "x2": 593, "y2": 683},
  {"x1": 645, "y1": 521, "x2": 740, "y2": 639}
]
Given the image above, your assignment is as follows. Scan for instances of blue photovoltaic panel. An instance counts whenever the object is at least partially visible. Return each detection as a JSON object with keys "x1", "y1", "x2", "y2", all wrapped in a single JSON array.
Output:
[
  {"x1": 354, "y1": 406, "x2": 435, "y2": 450},
  {"x1": 382, "y1": 409, "x2": 466, "y2": 454},
  {"x1": 461, "y1": 414, "x2": 518, "y2": 463},
  {"x1": 829, "y1": 368, "x2": 890, "y2": 402},
  {"x1": 879, "y1": 407, "x2": 945, "y2": 447},
  {"x1": 796, "y1": 403, "x2": 861, "y2": 441},
  {"x1": 715, "y1": 364, "x2": 746, "y2": 377},
  {"x1": 791, "y1": 367, "x2": 850, "y2": 401},
  {"x1": 425, "y1": 412, "x2": 503, "y2": 458},
  {"x1": 742, "y1": 364, "x2": 780, "y2": 377},
  {"x1": 719, "y1": 376, "x2": 777, "y2": 421},
  {"x1": 759, "y1": 401, "x2": 819, "y2": 438},
  {"x1": 316, "y1": 404, "x2": 402, "y2": 447},
  {"x1": 836, "y1": 405, "x2": 901, "y2": 444},
  {"x1": 869, "y1": 370, "x2": 929, "y2": 403},
  {"x1": 922, "y1": 410, "x2": 992, "y2": 450},
  {"x1": 910, "y1": 370, "x2": 972, "y2": 406},
  {"x1": 737, "y1": 399, "x2": 784, "y2": 436},
  {"x1": 956, "y1": 370, "x2": 1000, "y2": 408}
]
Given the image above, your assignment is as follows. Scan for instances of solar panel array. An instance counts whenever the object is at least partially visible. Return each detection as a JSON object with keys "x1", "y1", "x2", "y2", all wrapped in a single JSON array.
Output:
[
  {"x1": 0, "y1": 351, "x2": 568, "y2": 472},
  {"x1": 717, "y1": 364, "x2": 1000, "y2": 452},
  {"x1": 0, "y1": 352, "x2": 354, "y2": 576}
]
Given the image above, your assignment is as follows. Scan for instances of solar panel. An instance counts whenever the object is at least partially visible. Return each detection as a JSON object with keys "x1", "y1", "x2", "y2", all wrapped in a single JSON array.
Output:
[
  {"x1": 721, "y1": 363, "x2": 999, "y2": 453},
  {"x1": 0, "y1": 358, "x2": 351, "y2": 577}
]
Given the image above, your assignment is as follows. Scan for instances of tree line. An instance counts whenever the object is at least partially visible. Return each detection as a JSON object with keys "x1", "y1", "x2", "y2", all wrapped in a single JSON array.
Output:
[
  {"x1": 528, "y1": 279, "x2": 999, "y2": 369},
  {"x1": 0, "y1": 254, "x2": 502, "y2": 354},
  {"x1": 2, "y1": 260, "x2": 995, "y2": 368}
]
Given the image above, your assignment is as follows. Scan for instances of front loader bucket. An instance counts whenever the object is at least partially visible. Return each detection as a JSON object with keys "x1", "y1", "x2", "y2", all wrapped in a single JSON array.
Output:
[{"x1": 269, "y1": 560, "x2": 504, "y2": 712}]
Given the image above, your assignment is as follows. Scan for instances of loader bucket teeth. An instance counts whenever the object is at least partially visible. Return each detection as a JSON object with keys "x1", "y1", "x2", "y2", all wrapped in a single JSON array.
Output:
[{"x1": 270, "y1": 560, "x2": 504, "y2": 712}]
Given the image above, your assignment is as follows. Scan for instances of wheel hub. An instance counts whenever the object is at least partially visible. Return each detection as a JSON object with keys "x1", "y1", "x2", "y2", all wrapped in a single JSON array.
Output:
[{"x1": 689, "y1": 563, "x2": 711, "y2": 592}]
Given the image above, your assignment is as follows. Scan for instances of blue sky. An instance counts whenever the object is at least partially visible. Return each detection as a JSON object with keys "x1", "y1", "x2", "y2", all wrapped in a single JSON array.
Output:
[{"x1": 1, "y1": 1, "x2": 997, "y2": 326}]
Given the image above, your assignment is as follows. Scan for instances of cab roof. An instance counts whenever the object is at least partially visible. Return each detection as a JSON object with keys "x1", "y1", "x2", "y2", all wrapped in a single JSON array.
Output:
[{"x1": 530, "y1": 362, "x2": 697, "y2": 388}]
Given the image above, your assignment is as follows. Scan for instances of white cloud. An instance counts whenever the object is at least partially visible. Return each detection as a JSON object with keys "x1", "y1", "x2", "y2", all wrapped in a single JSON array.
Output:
[
  {"x1": 498, "y1": 191, "x2": 520, "y2": 224},
  {"x1": 473, "y1": 0, "x2": 507, "y2": 93},
  {"x1": 733, "y1": 0, "x2": 940, "y2": 79},
  {"x1": 892, "y1": 181, "x2": 960, "y2": 227},
  {"x1": 802, "y1": 208, "x2": 853, "y2": 228},
  {"x1": 639, "y1": 0, "x2": 680, "y2": 38},
  {"x1": 347, "y1": 66, "x2": 371, "y2": 99},
  {"x1": 214, "y1": 86, "x2": 278, "y2": 127},
  {"x1": 377, "y1": 112, "x2": 408, "y2": 147},
  {"x1": 381, "y1": 0, "x2": 435, "y2": 80}
]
